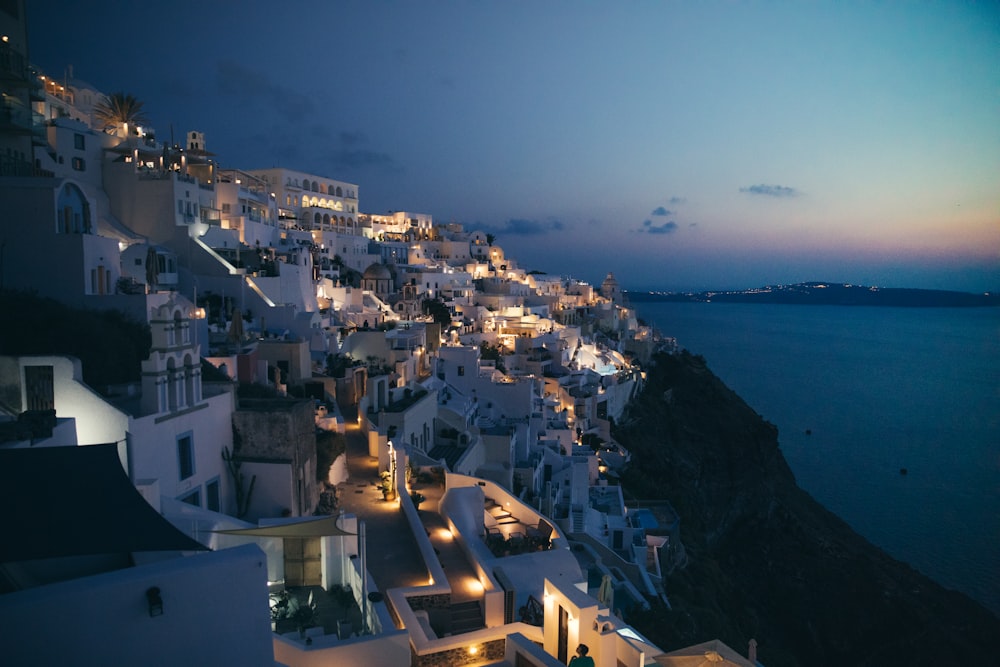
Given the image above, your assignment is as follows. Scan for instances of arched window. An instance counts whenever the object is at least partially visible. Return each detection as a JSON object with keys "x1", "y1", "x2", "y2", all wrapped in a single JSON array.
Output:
[
  {"x1": 302, "y1": 179, "x2": 311, "y2": 191},
  {"x1": 335, "y1": 186, "x2": 343, "y2": 197},
  {"x1": 323, "y1": 214, "x2": 330, "y2": 226},
  {"x1": 314, "y1": 212, "x2": 321, "y2": 226},
  {"x1": 319, "y1": 183, "x2": 326, "y2": 194},
  {"x1": 167, "y1": 358, "x2": 178, "y2": 411},
  {"x1": 184, "y1": 352, "x2": 198, "y2": 407},
  {"x1": 175, "y1": 310, "x2": 189, "y2": 344},
  {"x1": 311, "y1": 181, "x2": 319, "y2": 192}
]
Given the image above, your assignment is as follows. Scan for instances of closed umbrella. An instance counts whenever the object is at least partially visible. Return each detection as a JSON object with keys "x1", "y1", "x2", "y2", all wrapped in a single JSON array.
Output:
[
  {"x1": 145, "y1": 246, "x2": 159, "y2": 291},
  {"x1": 597, "y1": 574, "x2": 614, "y2": 613},
  {"x1": 228, "y1": 311, "x2": 244, "y2": 343}
]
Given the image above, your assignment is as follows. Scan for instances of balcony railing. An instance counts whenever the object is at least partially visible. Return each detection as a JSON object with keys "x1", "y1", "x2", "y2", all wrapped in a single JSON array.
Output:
[{"x1": 0, "y1": 155, "x2": 53, "y2": 177}]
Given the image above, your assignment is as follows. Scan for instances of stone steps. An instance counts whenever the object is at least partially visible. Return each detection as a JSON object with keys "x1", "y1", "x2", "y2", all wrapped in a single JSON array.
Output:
[{"x1": 450, "y1": 600, "x2": 483, "y2": 634}]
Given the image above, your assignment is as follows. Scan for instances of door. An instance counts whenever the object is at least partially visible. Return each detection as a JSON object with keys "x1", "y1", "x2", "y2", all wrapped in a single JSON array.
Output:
[{"x1": 284, "y1": 537, "x2": 322, "y2": 586}]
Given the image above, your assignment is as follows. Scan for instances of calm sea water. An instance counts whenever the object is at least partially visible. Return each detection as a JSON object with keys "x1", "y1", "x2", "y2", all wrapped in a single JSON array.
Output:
[{"x1": 636, "y1": 302, "x2": 1000, "y2": 616}]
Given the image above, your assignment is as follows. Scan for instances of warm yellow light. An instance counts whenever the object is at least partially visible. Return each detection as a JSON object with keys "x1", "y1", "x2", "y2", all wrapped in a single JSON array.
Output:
[
  {"x1": 1, "y1": 35, "x2": 8, "y2": 42},
  {"x1": 468, "y1": 647, "x2": 478, "y2": 655}
]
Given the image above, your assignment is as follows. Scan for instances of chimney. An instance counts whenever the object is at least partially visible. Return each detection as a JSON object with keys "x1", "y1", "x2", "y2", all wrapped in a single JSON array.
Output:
[{"x1": 748, "y1": 638, "x2": 758, "y2": 663}]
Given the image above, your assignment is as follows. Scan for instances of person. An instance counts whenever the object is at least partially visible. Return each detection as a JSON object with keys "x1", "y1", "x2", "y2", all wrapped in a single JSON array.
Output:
[{"x1": 569, "y1": 643, "x2": 595, "y2": 666}]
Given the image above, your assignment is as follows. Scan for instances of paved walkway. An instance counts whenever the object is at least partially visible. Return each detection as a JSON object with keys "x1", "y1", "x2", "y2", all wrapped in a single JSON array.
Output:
[
  {"x1": 335, "y1": 407, "x2": 428, "y2": 592},
  {"x1": 335, "y1": 406, "x2": 482, "y2": 607}
]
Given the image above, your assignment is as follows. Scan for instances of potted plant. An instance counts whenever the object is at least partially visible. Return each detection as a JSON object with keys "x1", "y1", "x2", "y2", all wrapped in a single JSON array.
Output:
[
  {"x1": 379, "y1": 470, "x2": 395, "y2": 501},
  {"x1": 411, "y1": 492, "x2": 426, "y2": 510}
]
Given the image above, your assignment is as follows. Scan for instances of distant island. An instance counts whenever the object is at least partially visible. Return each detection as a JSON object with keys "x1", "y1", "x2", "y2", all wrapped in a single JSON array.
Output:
[{"x1": 627, "y1": 282, "x2": 999, "y2": 307}]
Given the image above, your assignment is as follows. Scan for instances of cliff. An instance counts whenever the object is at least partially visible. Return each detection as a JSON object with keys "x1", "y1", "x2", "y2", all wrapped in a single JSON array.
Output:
[{"x1": 615, "y1": 351, "x2": 1000, "y2": 667}]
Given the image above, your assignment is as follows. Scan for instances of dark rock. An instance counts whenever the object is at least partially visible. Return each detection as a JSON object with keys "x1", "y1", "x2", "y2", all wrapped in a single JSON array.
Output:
[{"x1": 616, "y1": 351, "x2": 999, "y2": 667}]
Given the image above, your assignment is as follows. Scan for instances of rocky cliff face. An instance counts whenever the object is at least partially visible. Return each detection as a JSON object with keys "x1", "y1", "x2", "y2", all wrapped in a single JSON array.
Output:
[{"x1": 615, "y1": 351, "x2": 999, "y2": 667}]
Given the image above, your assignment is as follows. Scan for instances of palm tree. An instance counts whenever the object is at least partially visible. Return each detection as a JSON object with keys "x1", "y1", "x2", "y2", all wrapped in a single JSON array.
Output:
[{"x1": 93, "y1": 92, "x2": 149, "y2": 133}]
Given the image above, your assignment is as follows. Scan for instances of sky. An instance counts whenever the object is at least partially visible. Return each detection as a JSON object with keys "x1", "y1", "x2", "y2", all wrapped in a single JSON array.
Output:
[{"x1": 28, "y1": 1, "x2": 1000, "y2": 292}]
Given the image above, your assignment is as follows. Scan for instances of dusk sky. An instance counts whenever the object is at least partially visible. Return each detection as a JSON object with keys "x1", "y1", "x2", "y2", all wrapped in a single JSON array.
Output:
[{"x1": 30, "y1": 2, "x2": 1000, "y2": 292}]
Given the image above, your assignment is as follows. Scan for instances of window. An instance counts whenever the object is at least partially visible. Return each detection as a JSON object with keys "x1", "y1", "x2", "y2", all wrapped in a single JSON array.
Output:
[
  {"x1": 206, "y1": 478, "x2": 221, "y2": 512},
  {"x1": 74, "y1": 133, "x2": 85, "y2": 150},
  {"x1": 71, "y1": 157, "x2": 85, "y2": 171},
  {"x1": 179, "y1": 490, "x2": 200, "y2": 507},
  {"x1": 457, "y1": 365, "x2": 465, "y2": 376},
  {"x1": 177, "y1": 434, "x2": 194, "y2": 480},
  {"x1": 221, "y1": 203, "x2": 230, "y2": 213}
]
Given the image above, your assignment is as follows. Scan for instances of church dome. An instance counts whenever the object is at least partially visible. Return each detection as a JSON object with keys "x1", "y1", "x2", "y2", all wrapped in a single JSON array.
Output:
[{"x1": 363, "y1": 263, "x2": 392, "y2": 280}]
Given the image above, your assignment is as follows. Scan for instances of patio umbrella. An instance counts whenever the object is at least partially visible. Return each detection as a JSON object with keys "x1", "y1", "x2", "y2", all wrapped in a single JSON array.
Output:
[
  {"x1": 653, "y1": 639, "x2": 755, "y2": 667},
  {"x1": 597, "y1": 573, "x2": 614, "y2": 613}
]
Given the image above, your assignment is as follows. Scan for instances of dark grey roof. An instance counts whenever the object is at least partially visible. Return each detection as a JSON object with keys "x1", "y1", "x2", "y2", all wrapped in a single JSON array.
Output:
[{"x1": 0, "y1": 444, "x2": 208, "y2": 562}]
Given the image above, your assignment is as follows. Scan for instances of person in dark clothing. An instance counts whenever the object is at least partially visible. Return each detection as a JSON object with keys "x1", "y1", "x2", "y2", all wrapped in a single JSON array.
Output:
[{"x1": 569, "y1": 643, "x2": 595, "y2": 666}]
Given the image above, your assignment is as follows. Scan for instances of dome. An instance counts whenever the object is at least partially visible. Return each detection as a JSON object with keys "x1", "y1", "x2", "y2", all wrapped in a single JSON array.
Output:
[{"x1": 363, "y1": 263, "x2": 392, "y2": 280}]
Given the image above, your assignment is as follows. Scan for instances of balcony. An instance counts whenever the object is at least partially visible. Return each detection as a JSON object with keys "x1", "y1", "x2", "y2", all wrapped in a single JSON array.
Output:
[
  {"x1": 0, "y1": 154, "x2": 53, "y2": 177},
  {"x1": 0, "y1": 43, "x2": 29, "y2": 83},
  {"x1": 270, "y1": 584, "x2": 363, "y2": 640}
]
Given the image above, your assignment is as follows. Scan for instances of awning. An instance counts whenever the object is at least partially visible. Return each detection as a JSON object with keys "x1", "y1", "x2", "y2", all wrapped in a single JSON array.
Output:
[
  {"x1": 654, "y1": 639, "x2": 756, "y2": 667},
  {"x1": 214, "y1": 515, "x2": 355, "y2": 538},
  {"x1": 0, "y1": 444, "x2": 208, "y2": 562}
]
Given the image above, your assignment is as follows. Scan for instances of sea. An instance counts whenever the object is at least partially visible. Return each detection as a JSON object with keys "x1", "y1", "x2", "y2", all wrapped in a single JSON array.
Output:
[{"x1": 634, "y1": 301, "x2": 1000, "y2": 617}]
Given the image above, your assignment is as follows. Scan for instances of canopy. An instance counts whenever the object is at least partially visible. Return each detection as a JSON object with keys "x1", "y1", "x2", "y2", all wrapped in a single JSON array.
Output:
[
  {"x1": 0, "y1": 444, "x2": 208, "y2": 562},
  {"x1": 214, "y1": 515, "x2": 355, "y2": 538},
  {"x1": 654, "y1": 639, "x2": 755, "y2": 667}
]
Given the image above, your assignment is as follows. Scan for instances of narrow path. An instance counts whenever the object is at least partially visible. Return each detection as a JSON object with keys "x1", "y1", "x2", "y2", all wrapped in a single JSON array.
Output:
[{"x1": 335, "y1": 406, "x2": 428, "y2": 592}]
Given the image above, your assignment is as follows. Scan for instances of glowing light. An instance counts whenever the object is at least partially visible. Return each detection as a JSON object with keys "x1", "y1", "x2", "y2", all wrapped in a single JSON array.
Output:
[{"x1": 468, "y1": 646, "x2": 478, "y2": 655}]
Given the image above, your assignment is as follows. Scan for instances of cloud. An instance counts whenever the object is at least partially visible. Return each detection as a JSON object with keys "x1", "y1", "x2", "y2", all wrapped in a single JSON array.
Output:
[
  {"x1": 740, "y1": 184, "x2": 799, "y2": 197},
  {"x1": 478, "y1": 218, "x2": 566, "y2": 236},
  {"x1": 638, "y1": 220, "x2": 679, "y2": 234},
  {"x1": 327, "y1": 130, "x2": 399, "y2": 171},
  {"x1": 217, "y1": 60, "x2": 315, "y2": 122},
  {"x1": 651, "y1": 206, "x2": 672, "y2": 216}
]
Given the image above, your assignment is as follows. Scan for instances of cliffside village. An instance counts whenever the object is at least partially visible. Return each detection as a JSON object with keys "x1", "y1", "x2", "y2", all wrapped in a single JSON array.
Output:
[{"x1": 0, "y1": 8, "x2": 761, "y2": 666}]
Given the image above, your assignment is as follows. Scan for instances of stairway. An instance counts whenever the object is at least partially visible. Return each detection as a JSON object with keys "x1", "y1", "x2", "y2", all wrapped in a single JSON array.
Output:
[
  {"x1": 485, "y1": 497, "x2": 520, "y2": 525},
  {"x1": 571, "y1": 508, "x2": 585, "y2": 533},
  {"x1": 450, "y1": 600, "x2": 483, "y2": 634}
]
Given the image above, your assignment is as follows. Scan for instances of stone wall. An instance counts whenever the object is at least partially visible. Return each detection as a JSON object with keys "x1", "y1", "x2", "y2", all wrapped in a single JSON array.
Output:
[{"x1": 412, "y1": 638, "x2": 505, "y2": 667}]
